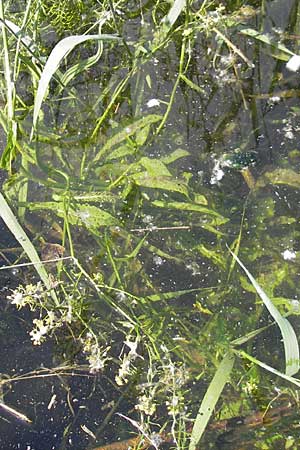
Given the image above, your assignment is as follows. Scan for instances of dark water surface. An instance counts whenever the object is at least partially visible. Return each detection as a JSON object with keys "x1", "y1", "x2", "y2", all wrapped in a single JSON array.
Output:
[{"x1": 2, "y1": 0, "x2": 300, "y2": 449}]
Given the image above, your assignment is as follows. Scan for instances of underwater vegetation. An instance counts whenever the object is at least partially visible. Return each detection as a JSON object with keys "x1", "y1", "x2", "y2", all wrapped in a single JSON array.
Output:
[{"x1": 1, "y1": 0, "x2": 300, "y2": 448}]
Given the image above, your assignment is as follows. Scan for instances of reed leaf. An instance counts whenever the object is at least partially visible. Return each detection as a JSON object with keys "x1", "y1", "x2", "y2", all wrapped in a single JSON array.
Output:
[
  {"x1": 0, "y1": 193, "x2": 58, "y2": 304},
  {"x1": 31, "y1": 34, "x2": 121, "y2": 136},
  {"x1": 189, "y1": 352, "x2": 235, "y2": 450},
  {"x1": 229, "y1": 249, "x2": 299, "y2": 376}
]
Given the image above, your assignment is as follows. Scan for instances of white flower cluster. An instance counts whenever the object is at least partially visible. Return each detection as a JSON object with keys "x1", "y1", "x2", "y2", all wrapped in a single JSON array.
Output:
[
  {"x1": 82, "y1": 333, "x2": 111, "y2": 373},
  {"x1": 115, "y1": 337, "x2": 142, "y2": 386}
]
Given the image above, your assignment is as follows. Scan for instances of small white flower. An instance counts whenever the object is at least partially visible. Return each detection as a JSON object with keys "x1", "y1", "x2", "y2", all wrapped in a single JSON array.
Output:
[
  {"x1": 8, "y1": 291, "x2": 26, "y2": 309},
  {"x1": 286, "y1": 54, "x2": 300, "y2": 72},
  {"x1": 30, "y1": 319, "x2": 49, "y2": 345},
  {"x1": 282, "y1": 249, "x2": 296, "y2": 261},
  {"x1": 146, "y1": 98, "x2": 160, "y2": 108}
]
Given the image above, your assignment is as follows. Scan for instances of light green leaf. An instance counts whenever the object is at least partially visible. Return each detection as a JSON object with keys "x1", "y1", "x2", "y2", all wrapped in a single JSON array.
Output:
[
  {"x1": 66, "y1": 204, "x2": 119, "y2": 230},
  {"x1": 189, "y1": 352, "x2": 235, "y2": 450},
  {"x1": 235, "y1": 349, "x2": 300, "y2": 389},
  {"x1": 93, "y1": 115, "x2": 162, "y2": 163},
  {"x1": 31, "y1": 34, "x2": 120, "y2": 135},
  {"x1": 0, "y1": 193, "x2": 58, "y2": 304},
  {"x1": 132, "y1": 174, "x2": 188, "y2": 196},
  {"x1": 161, "y1": 148, "x2": 189, "y2": 165},
  {"x1": 164, "y1": 0, "x2": 186, "y2": 28},
  {"x1": 106, "y1": 144, "x2": 135, "y2": 161},
  {"x1": 256, "y1": 168, "x2": 300, "y2": 190},
  {"x1": 194, "y1": 193, "x2": 208, "y2": 206},
  {"x1": 139, "y1": 157, "x2": 171, "y2": 177},
  {"x1": 230, "y1": 250, "x2": 299, "y2": 376},
  {"x1": 180, "y1": 74, "x2": 205, "y2": 93},
  {"x1": 24, "y1": 201, "x2": 119, "y2": 230},
  {"x1": 240, "y1": 28, "x2": 294, "y2": 61}
]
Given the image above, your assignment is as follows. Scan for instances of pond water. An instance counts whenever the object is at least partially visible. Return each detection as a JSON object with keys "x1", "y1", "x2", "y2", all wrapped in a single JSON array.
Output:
[{"x1": 2, "y1": 0, "x2": 300, "y2": 449}]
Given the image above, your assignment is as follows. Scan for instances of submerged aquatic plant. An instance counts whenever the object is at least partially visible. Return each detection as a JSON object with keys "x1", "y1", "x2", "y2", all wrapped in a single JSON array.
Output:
[{"x1": 2, "y1": 0, "x2": 300, "y2": 448}]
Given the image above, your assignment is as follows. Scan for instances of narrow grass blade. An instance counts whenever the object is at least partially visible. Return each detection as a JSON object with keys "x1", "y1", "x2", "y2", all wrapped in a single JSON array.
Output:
[
  {"x1": 234, "y1": 349, "x2": 300, "y2": 389},
  {"x1": 0, "y1": 193, "x2": 57, "y2": 301},
  {"x1": 229, "y1": 249, "x2": 299, "y2": 376},
  {"x1": 189, "y1": 352, "x2": 235, "y2": 450},
  {"x1": 31, "y1": 34, "x2": 120, "y2": 135},
  {"x1": 164, "y1": 0, "x2": 186, "y2": 27}
]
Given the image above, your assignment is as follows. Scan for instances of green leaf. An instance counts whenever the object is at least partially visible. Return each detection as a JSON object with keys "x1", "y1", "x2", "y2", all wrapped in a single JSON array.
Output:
[
  {"x1": 234, "y1": 349, "x2": 300, "y2": 389},
  {"x1": 139, "y1": 157, "x2": 171, "y2": 177},
  {"x1": 93, "y1": 115, "x2": 162, "y2": 163},
  {"x1": 24, "y1": 201, "x2": 119, "y2": 230},
  {"x1": 31, "y1": 34, "x2": 120, "y2": 136},
  {"x1": 164, "y1": 0, "x2": 186, "y2": 28},
  {"x1": 256, "y1": 168, "x2": 300, "y2": 189},
  {"x1": 189, "y1": 352, "x2": 235, "y2": 450},
  {"x1": 132, "y1": 174, "x2": 189, "y2": 196},
  {"x1": 144, "y1": 287, "x2": 210, "y2": 302},
  {"x1": 180, "y1": 74, "x2": 205, "y2": 93},
  {"x1": 230, "y1": 250, "x2": 300, "y2": 376},
  {"x1": 240, "y1": 28, "x2": 294, "y2": 61},
  {"x1": 66, "y1": 204, "x2": 120, "y2": 230},
  {"x1": 0, "y1": 193, "x2": 58, "y2": 304},
  {"x1": 160, "y1": 148, "x2": 189, "y2": 165}
]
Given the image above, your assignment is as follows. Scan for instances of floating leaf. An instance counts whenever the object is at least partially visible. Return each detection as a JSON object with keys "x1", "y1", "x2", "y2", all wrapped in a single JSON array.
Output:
[
  {"x1": 24, "y1": 201, "x2": 119, "y2": 231},
  {"x1": 189, "y1": 352, "x2": 235, "y2": 450},
  {"x1": 230, "y1": 250, "x2": 299, "y2": 376},
  {"x1": 32, "y1": 34, "x2": 120, "y2": 135},
  {"x1": 106, "y1": 144, "x2": 135, "y2": 161}
]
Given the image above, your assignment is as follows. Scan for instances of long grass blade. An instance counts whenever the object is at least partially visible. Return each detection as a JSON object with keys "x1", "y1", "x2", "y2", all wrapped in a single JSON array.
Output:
[
  {"x1": 229, "y1": 249, "x2": 299, "y2": 376},
  {"x1": 31, "y1": 34, "x2": 120, "y2": 136},
  {"x1": 234, "y1": 349, "x2": 300, "y2": 389},
  {"x1": 0, "y1": 193, "x2": 58, "y2": 304},
  {"x1": 164, "y1": 0, "x2": 186, "y2": 27},
  {"x1": 189, "y1": 352, "x2": 235, "y2": 450}
]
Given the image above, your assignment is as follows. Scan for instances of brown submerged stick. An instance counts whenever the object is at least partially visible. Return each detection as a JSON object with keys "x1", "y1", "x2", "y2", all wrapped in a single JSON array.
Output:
[{"x1": 91, "y1": 403, "x2": 295, "y2": 450}]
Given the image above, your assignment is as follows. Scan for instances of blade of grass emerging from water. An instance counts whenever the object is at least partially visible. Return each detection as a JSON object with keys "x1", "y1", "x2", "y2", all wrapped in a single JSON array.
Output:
[
  {"x1": 189, "y1": 352, "x2": 235, "y2": 450},
  {"x1": 229, "y1": 249, "x2": 299, "y2": 376},
  {"x1": 31, "y1": 33, "x2": 121, "y2": 137},
  {"x1": 0, "y1": 193, "x2": 58, "y2": 304}
]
